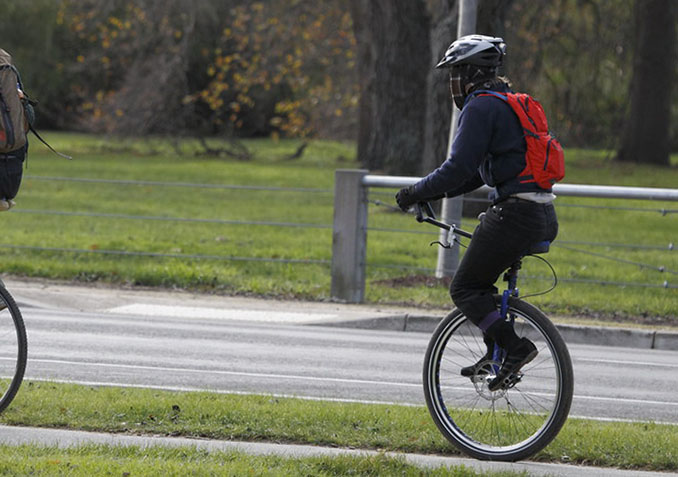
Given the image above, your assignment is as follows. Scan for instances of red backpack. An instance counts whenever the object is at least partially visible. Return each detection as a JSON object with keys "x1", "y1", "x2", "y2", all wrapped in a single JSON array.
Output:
[{"x1": 478, "y1": 91, "x2": 565, "y2": 190}]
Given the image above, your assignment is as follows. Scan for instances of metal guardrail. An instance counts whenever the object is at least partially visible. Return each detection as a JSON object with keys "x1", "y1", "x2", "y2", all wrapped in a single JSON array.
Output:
[
  {"x1": 362, "y1": 174, "x2": 678, "y2": 201},
  {"x1": 330, "y1": 169, "x2": 678, "y2": 303}
]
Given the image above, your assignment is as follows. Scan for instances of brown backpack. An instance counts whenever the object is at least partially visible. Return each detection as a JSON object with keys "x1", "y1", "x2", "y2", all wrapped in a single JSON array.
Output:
[{"x1": 0, "y1": 48, "x2": 29, "y2": 154}]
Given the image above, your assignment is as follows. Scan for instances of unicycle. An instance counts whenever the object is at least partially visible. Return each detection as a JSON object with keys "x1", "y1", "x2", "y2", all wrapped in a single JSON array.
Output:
[
  {"x1": 416, "y1": 202, "x2": 573, "y2": 461},
  {"x1": 0, "y1": 278, "x2": 27, "y2": 413}
]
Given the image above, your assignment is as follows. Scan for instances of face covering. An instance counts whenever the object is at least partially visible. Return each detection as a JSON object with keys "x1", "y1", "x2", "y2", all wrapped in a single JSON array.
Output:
[
  {"x1": 449, "y1": 69, "x2": 466, "y2": 110},
  {"x1": 449, "y1": 65, "x2": 500, "y2": 110}
]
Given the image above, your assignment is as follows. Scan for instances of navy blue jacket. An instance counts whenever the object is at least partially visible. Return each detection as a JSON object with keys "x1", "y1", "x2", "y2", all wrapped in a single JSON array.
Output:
[{"x1": 413, "y1": 83, "x2": 550, "y2": 202}]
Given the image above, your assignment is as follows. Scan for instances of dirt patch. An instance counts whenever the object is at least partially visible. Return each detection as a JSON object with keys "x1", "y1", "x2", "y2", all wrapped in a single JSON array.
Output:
[
  {"x1": 373, "y1": 275, "x2": 451, "y2": 289},
  {"x1": 372, "y1": 275, "x2": 678, "y2": 329},
  {"x1": 566, "y1": 310, "x2": 678, "y2": 329}
]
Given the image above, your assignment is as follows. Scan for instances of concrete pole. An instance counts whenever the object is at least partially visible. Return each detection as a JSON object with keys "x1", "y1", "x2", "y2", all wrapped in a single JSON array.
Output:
[
  {"x1": 330, "y1": 169, "x2": 369, "y2": 303},
  {"x1": 435, "y1": 0, "x2": 478, "y2": 278}
]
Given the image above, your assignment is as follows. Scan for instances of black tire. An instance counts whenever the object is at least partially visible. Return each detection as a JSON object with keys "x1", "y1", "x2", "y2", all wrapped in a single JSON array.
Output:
[
  {"x1": 0, "y1": 284, "x2": 27, "y2": 413},
  {"x1": 423, "y1": 296, "x2": 573, "y2": 462}
]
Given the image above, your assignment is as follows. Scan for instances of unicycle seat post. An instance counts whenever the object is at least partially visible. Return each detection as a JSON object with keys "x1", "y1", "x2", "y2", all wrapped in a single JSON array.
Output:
[
  {"x1": 500, "y1": 259, "x2": 523, "y2": 319},
  {"x1": 503, "y1": 259, "x2": 522, "y2": 293}
]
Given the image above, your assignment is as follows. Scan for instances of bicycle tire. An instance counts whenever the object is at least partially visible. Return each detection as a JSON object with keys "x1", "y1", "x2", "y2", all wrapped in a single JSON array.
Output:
[
  {"x1": 423, "y1": 296, "x2": 573, "y2": 462},
  {"x1": 0, "y1": 284, "x2": 27, "y2": 413}
]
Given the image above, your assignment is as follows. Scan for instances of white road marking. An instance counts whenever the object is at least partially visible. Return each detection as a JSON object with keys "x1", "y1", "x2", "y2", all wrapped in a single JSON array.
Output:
[
  {"x1": 23, "y1": 357, "x2": 678, "y2": 409},
  {"x1": 26, "y1": 358, "x2": 421, "y2": 388},
  {"x1": 577, "y1": 358, "x2": 678, "y2": 369},
  {"x1": 105, "y1": 304, "x2": 338, "y2": 323}
]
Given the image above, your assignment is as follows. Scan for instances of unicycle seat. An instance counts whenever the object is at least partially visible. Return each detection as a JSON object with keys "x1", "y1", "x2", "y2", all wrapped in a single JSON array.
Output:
[{"x1": 525, "y1": 240, "x2": 550, "y2": 255}]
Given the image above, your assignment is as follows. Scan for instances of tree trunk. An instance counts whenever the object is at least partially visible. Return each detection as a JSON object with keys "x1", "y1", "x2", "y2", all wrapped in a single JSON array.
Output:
[
  {"x1": 617, "y1": 0, "x2": 676, "y2": 165},
  {"x1": 476, "y1": 0, "x2": 511, "y2": 37},
  {"x1": 349, "y1": 0, "x2": 431, "y2": 175},
  {"x1": 477, "y1": 0, "x2": 513, "y2": 74},
  {"x1": 348, "y1": 1, "x2": 374, "y2": 171},
  {"x1": 421, "y1": 0, "x2": 457, "y2": 175}
]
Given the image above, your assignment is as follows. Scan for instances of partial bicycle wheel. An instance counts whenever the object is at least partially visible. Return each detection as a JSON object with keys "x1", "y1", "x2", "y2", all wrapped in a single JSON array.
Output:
[
  {"x1": 423, "y1": 296, "x2": 573, "y2": 461},
  {"x1": 0, "y1": 284, "x2": 27, "y2": 413}
]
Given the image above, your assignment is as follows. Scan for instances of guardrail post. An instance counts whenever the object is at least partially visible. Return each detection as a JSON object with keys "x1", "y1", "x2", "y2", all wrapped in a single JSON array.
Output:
[
  {"x1": 435, "y1": 197, "x2": 463, "y2": 278},
  {"x1": 331, "y1": 169, "x2": 369, "y2": 303}
]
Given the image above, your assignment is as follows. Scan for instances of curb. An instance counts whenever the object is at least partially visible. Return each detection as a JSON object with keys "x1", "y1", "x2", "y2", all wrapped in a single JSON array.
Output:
[
  {"x1": 1, "y1": 425, "x2": 676, "y2": 477},
  {"x1": 318, "y1": 314, "x2": 678, "y2": 351},
  {"x1": 6, "y1": 275, "x2": 677, "y2": 351}
]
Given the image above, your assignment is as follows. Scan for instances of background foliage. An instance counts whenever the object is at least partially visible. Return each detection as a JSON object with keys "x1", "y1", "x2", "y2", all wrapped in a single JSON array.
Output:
[{"x1": 0, "y1": 0, "x2": 675, "y2": 150}]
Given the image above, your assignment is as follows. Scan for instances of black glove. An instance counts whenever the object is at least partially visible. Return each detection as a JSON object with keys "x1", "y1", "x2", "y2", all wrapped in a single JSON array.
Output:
[{"x1": 395, "y1": 186, "x2": 419, "y2": 211}]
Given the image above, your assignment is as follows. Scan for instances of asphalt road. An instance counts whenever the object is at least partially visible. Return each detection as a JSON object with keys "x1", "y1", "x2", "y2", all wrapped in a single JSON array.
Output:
[{"x1": 17, "y1": 303, "x2": 678, "y2": 424}]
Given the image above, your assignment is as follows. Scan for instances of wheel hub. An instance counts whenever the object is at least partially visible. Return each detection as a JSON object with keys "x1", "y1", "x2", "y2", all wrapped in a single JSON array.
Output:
[
  {"x1": 471, "y1": 360, "x2": 525, "y2": 400},
  {"x1": 471, "y1": 360, "x2": 506, "y2": 400}
]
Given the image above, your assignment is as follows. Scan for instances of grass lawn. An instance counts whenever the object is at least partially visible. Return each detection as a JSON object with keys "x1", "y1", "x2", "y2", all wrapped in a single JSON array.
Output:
[
  {"x1": 0, "y1": 133, "x2": 676, "y2": 321},
  {"x1": 0, "y1": 445, "x2": 529, "y2": 477},
  {"x1": 0, "y1": 445, "x2": 535, "y2": 477},
  {"x1": 1, "y1": 381, "x2": 677, "y2": 472}
]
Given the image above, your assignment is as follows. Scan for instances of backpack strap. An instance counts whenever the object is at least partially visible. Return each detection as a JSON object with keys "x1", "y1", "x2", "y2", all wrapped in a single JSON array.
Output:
[
  {"x1": 463, "y1": 89, "x2": 508, "y2": 108},
  {"x1": 471, "y1": 90, "x2": 542, "y2": 136},
  {"x1": 29, "y1": 125, "x2": 72, "y2": 160}
]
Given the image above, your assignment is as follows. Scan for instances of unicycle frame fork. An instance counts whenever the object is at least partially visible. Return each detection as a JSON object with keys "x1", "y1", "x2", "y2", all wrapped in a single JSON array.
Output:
[{"x1": 492, "y1": 260, "x2": 522, "y2": 366}]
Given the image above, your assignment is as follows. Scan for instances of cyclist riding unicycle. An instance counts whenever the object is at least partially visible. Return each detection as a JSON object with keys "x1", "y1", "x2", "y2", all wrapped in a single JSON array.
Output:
[{"x1": 396, "y1": 34, "x2": 564, "y2": 392}]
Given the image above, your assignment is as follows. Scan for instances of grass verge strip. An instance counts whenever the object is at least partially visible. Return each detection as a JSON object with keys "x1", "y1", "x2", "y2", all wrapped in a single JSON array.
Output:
[
  {"x1": 0, "y1": 381, "x2": 676, "y2": 472},
  {"x1": 0, "y1": 444, "x2": 528, "y2": 477}
]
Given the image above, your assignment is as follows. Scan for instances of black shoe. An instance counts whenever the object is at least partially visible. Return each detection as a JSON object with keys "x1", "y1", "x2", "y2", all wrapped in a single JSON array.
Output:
[
  {"x1": 488, "y1": 338, "x2": 538, "y2": 391},
  {"x1": 460, "y1": 353, "x2": 493, "y2": 377},
  {"x1": 461, "y1": 336, "x2": 495, "y2": 377}
]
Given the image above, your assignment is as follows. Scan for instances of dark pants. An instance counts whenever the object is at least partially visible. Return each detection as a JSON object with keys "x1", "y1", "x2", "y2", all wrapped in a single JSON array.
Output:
[
  {"x1": 0, "y1": 144, "x2": 26, "y2": 200},
  {"x1": 449, "y1": 199, "x2": 558, "y2": 327}
]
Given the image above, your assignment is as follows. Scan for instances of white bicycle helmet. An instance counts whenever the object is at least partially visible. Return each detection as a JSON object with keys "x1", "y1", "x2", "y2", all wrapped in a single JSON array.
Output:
[{"x1": 436, "y1": 34, "x2": 506, "y2": 69}]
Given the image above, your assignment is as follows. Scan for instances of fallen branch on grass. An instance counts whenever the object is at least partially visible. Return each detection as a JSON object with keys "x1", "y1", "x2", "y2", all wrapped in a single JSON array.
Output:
[{"x1": 196, "y1": 137, "x2": 252, "y2": 160}]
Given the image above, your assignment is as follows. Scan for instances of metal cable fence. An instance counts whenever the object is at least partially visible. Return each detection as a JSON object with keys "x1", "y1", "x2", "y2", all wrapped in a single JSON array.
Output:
[
  {"x1": 1, "y1": 175, "x2": 335, "y2": 267},
  {"x1": 364, "y1": 189, "x2": 677, "y2": 290},
  {"x1": 25, "y1": 175, "x2": 331, "y2": 193},
  {"x1": 3, "y1": 174, "x2": 677, "y2": 294}
]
